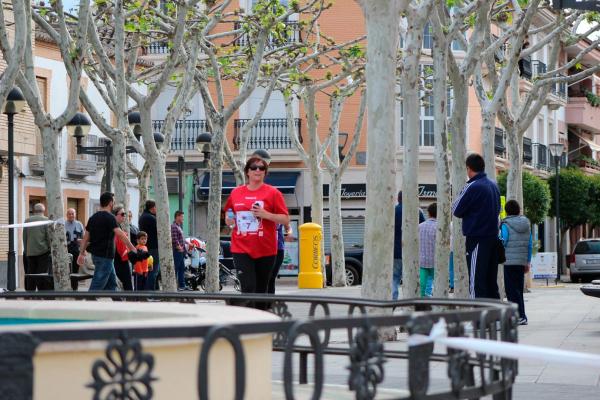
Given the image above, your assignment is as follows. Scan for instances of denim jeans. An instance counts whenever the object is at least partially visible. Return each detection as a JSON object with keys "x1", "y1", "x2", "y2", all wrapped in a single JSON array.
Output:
[
  {"x1": 145, "y1": 248, "x2": 160, "y2": 290},
  {"x1": 89, "y1": 255, "x2": 118, "y2": 291},
  {"x1": 392, "y1": 258, "x2": 403, "y2": 300},
  {"x1": 173, "y1": 250, "x2": 186, "y2": 289}
]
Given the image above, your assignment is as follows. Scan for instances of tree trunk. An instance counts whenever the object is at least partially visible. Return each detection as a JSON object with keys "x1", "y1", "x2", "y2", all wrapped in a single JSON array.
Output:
[
  {"x1": 140, "y1": 110, "x2": 177, "y2": 291},
  {"x1": 506, "y1": 130, "x2": 524, "y2": 205},
  {"x1": 359, "y1": 0, "x2": 400, "y2": 303},
  {"x1": 111, "y1": 132, "x2": 128, "y2": 209},
  {"x1": 137, "y1": 161, "x2": 151, "y2": 215},
  {"x1": 330, "y1": 170, "x2": 346, "y2": 287},
  {"x1": 481, "y1": 111, "x2": 497, "y2": 180},
  {"x1": 450, "y1": 82, "x2": 469, "y2": 298},
  {"x1": 204, "y1": 123, "x2": 225, "y2": 293},
  {"x1": 41, "y1": 127, "x2": 71, "y2": 290},
  {"x1": 431, "y1": 30, "x2": 450, "y2": 298}
]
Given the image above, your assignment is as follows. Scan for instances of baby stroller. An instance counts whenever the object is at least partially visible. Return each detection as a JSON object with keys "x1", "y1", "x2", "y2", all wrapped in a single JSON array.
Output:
[{"x1": 184, "y1": 238, "x2": 240, "y2": 292}]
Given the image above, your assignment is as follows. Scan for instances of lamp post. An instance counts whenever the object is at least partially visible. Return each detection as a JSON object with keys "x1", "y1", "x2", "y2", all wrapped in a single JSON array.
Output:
[
  {"x1": 68, "y1": 111, "x2": 163, "y2": 192},
  {"x1": 549, "y1": 142, "x2": 565, "y2": 284},
  {"x1": 178, "y1": 108, "x2": 193, "y2": 212},
  {"x1": 2, "y1": 87, "x2": 26, "y2": 291}
]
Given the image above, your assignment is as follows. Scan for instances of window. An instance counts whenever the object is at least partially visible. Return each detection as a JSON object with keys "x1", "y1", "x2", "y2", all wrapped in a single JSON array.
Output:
[{"x1": 423, "y1": 23, "x2": 433, "y2": 49}]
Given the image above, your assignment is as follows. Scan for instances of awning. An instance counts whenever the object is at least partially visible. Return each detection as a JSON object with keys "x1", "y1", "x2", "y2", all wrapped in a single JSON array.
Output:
[
  {"x1": 572, "y1": 130, "x2": 600, "y2": 152},
  {"x1": 198, "y1": 171, "x2": 300, "y2": 196}
]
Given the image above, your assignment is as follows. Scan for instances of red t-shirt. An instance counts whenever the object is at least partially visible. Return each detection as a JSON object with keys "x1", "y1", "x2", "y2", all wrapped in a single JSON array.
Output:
[{"x1": 224, "y1": 184, "x2": 288, "y2": 258}]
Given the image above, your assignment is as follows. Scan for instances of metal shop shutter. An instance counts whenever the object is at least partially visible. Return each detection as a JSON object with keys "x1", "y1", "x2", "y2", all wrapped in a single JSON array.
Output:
[{"x1": 322, "y1": 217, "x2": 365, "y2": 252}]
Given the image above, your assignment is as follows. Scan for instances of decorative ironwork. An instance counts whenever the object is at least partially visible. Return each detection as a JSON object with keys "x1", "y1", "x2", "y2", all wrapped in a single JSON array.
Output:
[
  {"x1": 347, "y1": 321, "x2": 386, "y2": 400},
  {"x1": 271, "y1": 300, "x2": 293, "y2": 347},
  {"x1": 284, "y1": 321, "x2": 324, "y2": 400},
  {"x1": 233, "y1": 118, "x2": 302, "y2": 150},
  {"x1": 198, "y1": 326, "x2": 245, "y2": 400},
  {"x1": 0, "y1": 333, "x2": 38, "y2": 400},
  {"x1": 152, "y1": 119, "x2": 209, "y2": 151},
  {"x1": 407, "y1": 316, "x2": 434, "y2": 397},
  {"x1": 309, "y1": 302, "x2": 331, "y2": 347},
  {"x1": 87, "y1": 335, "x2": 157, "y2": 400}
]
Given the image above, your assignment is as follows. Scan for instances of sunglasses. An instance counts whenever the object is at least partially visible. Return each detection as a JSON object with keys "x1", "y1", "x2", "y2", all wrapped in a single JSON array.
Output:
[
  {"x1": 117, "y1": 212, "x2": 126, "y2": 216},
  {"x1": 249, "y1": 164, "x2": 266, "y2": 171}
]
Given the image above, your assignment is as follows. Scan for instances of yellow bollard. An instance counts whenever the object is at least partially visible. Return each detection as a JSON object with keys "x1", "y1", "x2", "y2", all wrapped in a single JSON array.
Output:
[{"x1": 298, "y1": 223, "x2": 324, "y2": 289}]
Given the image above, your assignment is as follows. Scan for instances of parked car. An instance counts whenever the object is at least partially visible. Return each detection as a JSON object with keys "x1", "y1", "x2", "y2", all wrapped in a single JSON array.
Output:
[
  {"x1": 568, "y1": 239, "x2": 600, "y2": 282},
  {"x1": 325, "y1": 245, "x2": 364, "y2": 286}
]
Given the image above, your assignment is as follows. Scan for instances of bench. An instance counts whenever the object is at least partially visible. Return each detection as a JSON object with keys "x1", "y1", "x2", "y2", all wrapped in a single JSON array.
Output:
[{"x1": 24, "y1": 273, "x2": 93, "y2": 290}]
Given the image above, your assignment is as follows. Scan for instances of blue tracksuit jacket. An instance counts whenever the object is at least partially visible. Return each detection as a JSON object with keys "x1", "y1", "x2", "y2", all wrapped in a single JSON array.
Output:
[{"x1": 452, "y1": 172, "x2": 501, "y2": 238}]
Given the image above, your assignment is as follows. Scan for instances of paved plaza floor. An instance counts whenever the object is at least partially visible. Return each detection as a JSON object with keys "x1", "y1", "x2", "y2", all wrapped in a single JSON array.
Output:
[{"x1": 270, "y1": 277, "x2": 600, "y2": 399}]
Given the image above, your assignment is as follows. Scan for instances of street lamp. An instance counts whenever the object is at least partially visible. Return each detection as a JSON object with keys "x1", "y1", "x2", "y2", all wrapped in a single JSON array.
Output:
[
  {"x1": 2, "y1": 86, "x2": 26, "y2": 291},
  {"x1": 549, "y1": 142, "x2": 565, "y2": 284},
  {"x1": 68, "y1": 111, "x2": 161, "y2": 192},
  {"x1": 251, "y1": 148, "x2": 272, "y2": 165},
  {"x1": 338, "y1": 132, "x2": 349, "y2": 161}
]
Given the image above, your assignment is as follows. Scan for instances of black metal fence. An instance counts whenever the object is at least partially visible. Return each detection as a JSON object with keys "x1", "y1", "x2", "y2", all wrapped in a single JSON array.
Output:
[
  {"x1": 233, "y1": 118, "x2": 302, "y2": 150},
  {"x1": 0, "y1": 292, "x2": 518, "y2": 400},
  {"x1": 152, "y1": 119, "x2": 210, "y2": 151}
]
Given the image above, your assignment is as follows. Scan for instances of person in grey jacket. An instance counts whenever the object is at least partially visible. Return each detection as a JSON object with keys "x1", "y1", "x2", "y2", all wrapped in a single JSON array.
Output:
[{"x1": 500, "y1": 200, "x2": 532, "y2": 326}]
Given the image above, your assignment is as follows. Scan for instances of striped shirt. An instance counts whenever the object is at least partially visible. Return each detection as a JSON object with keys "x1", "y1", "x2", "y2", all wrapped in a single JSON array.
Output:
[
  {"x1": 171, "y1": 222, "x2": 185, "y2": 252},
  {"x1": 419, "y1": 218, "x2": 438, "y2": 269}
]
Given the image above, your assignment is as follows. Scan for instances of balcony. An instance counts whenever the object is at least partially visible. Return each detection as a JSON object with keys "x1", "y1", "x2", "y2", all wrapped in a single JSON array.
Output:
[
  {"x1": 519, "y1": 58, "x2": 532, "y2": 80},
  {"x1": 565, "y1": 97, "x2": 600, "y2": 134},
  {"x1": 233, "y1": 118, "x2": 302, "y2": 150},
  {"x1": 152, "y1": 119, "x2": 209, "y2": 151},
  {"x1": 523, "y1": 137, "x2": 533, "y2": 165},
  {"x1": 143, "y1": 41, "x2": 170, "y2": 55},
  {"x1": 494, "y1": 128, "x2": 506, "y2": 158},
  {"x1": 532, "y1": 143, "x2": 548, "y2": 170},
  {"x1": 531, "y1": 60, "x2": 546, "y2": 79},
  {"x1": 28, "y1": 155, "x2": 44, "y2": 175},
  {"x1": 233, "y1": 21, "x2": 302, "y2": 49},
  {"x1": 66, "y1": 159, "x2": 97, "y2": 178}
]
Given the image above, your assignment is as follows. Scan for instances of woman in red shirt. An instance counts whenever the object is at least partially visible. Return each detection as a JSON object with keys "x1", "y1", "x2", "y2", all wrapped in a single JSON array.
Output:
[
  {"x1": 113, "y1": 206, "x2": 133, "y2": 291},
  {"x1": 224, "y1": 156, "x2": 289, "y2": 308}
]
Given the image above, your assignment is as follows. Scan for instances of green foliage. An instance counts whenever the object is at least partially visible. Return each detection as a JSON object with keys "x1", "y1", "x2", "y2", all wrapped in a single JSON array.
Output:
[
  {"x1": 548, "y1": 167, "x2": 592, "y2": 230},
  {"x1": 588, "y1": 175, "x2": 600, "y2": 228},
  {"x1": 497, "y1": 171, "x2": 551, "y2": 225},
  {"x1": 585, "y1": 11, "x2": 600, "y2": 23},
  {"x1": 585, "y1": 91, "x2": 600, "y2": 107}
]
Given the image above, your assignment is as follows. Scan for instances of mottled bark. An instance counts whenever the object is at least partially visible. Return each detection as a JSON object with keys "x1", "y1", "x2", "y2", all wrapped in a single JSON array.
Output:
[{"x1": 358, "y1": 0, "x2": 401, "y2": 303}]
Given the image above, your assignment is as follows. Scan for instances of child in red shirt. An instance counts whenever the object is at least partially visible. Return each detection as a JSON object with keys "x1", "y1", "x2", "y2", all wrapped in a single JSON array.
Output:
[{"x1": 133, "y1": 231, "x2": 149, "y2": 291}]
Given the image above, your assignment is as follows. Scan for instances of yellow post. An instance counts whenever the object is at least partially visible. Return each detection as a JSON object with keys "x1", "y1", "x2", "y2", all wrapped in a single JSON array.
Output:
[
  {"x1": 298, "y1": 223, "x2": 324, "y2": 289},
  {"x1": 500, "y1": 195, "x2": 507, "y2": 220}
]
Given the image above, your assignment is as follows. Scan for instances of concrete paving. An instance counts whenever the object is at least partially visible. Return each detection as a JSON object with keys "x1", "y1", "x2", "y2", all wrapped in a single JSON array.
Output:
[{"x1": 270, "y1": 278, "x2": 600, "y2": 399}]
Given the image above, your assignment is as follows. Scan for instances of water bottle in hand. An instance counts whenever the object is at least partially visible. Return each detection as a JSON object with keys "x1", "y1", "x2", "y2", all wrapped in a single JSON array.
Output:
[{"x1": 226, "y1": 208, "x2": 235, "y2": 229}]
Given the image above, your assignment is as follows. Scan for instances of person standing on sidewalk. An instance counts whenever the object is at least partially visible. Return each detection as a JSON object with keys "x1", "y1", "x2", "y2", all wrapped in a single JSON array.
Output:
[
  {"x1": 65, "y1": 208, "x2": 85, "y2": 290},
  {"x1": 139, "y1": 200, "x2": 160, "y2": 290},
  {"x1": 452, "y1": 153, "x2": 501, "y2": 299},
  {"x1": 171, "y1": 210, "x2": 187, "y2": 290},
  {"x1": 392, "y1": 191, "x2": 425, "y2": 300},
  {"x1": 23, "y1": 203, "x2": 53, "y2": 291},
  {"x1": 78, "y1": 192, "x2": 137, "y2": 291},
  {"x1": 419, "y1": 203, "x2": 437, "y2": 297},
  {"x1": 500, "y1": 200, "x2": 532, "y2": 325}
]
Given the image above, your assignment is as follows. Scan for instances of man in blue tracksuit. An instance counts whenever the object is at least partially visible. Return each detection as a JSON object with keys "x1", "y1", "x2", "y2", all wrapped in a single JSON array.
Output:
[{"x1": 452, "y1": 153, "x2": 501, "y2": 299}]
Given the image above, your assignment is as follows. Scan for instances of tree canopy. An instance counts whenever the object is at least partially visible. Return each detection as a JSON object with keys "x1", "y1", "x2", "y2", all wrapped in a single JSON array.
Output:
[
  {"x1": 497, "y1": 171, "x2": 550, "y2": 225},
  {"x1": 548, "y1": 167, "x2": 592, "y2": 230}
]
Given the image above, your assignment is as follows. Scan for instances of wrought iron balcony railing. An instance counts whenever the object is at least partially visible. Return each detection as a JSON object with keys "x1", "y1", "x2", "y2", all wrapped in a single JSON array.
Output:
[
  {"x1": 552, "y1": 74, "x2": 568, "y2": 99},
  {"x1": 523, "y1": 137, "x2": 533, "y2": 164},
  {"x1": 494, "y1": 127, "x2": 506, "y2": 158},
  {"x1": 532, "y1": 142, "x2": 548, "y2": 170},
  {"x1": 144, "y1": 41, "x2": 170, "y2": 55},
  {"x1": 234, "y1": 118, "x2": 302, "y2": 150},
  {"x1": 519, "y1": 58, "x2": 532, "y2": 80},
  {"x1": 152, "y1": 119, "x2": 209, "y2": 151},
  {"x1": 233, "y1": 21, "x2": 302, "y2": 49},
  {"x1": 531, "y1": 60, "x2": 547, "y2": 79}
]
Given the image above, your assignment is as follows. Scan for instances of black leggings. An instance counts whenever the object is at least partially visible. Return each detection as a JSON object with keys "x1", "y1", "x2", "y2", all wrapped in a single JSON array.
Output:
[
  {"x1": 268, "y1": 249, "x2": 285, "y2": 295},
  {"x1": 233, "y1": 253, "x2": 276, "y2": 310}
]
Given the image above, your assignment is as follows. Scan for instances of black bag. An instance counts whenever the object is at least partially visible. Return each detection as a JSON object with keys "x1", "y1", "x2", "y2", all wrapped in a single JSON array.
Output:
[{"x1": 496, "y1": 234, "x2": 506, "y2": 264}]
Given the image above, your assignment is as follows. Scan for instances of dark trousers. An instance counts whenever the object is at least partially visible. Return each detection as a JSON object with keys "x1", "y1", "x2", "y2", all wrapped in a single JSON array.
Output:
[
  {"x1": 233, "y1": 253, "x2": 277, "y2": 310},
  {"x1": 133, "y1": 273, "x2": 147, "y2": 291},
  {"x1": 145, "y1": 248, "x2": 160, "y2": 290},
  {"x1": 115, "y1": 259, "x2": 133, "y2": 291},
  {"x1": 465, "y1": 236, "x2": 500, "y2": 299},
  {"x1": 173, "y1": 250, "x2": 186, "y2": 289},
  {"x1": 25, "y1": 252, "x2": 54, "y2": 291},
  {"x1": 267, "y1": 249, "x2": 285, "y2": 295},
  {"x1": 68, "y1": 250, "x2": 79, "y2": 290},
  {"x1": 504, "y1": 265, "x2": 527, "y2": 321}
]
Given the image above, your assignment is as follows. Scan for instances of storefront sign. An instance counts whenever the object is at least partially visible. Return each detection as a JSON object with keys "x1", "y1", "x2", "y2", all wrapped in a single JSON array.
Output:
[
  {"x1": 323, "y1": 184, "x2": 367, "y2": 199},
  {"x1": 323, "y1": 183, "x2": 437, "y2": 199},
  {"x1": 531, "y1": 252, "x2": 558, "y2": 279}
]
